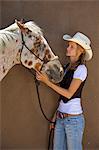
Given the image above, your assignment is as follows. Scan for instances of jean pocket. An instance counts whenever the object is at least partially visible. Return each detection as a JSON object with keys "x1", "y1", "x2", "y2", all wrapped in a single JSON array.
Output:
[{"x1": 66, "y1": 117, "x2": 78, "y2": 125}]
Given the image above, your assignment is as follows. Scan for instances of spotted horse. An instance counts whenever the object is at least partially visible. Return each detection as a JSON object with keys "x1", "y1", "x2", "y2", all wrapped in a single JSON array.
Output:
[{"x1": 0, "y1": 20, "x2": 64, "y2": 83}]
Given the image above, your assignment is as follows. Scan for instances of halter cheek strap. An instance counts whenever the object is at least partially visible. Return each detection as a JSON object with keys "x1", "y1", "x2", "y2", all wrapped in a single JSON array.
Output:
[{"x1": 20, "y1": 32, "x2": 58, "y2": 71}]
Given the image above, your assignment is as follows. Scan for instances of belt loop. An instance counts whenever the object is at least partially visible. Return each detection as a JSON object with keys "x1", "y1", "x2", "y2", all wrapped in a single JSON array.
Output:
[
  {"x1": 57, "y1": 111, "x2": 64, "y2": 119},
  {"x1": 60, "y1": 112, "x2": 64, "y2": 119}
]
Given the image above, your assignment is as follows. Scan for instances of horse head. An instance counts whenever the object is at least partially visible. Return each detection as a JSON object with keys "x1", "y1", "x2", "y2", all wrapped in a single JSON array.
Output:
[{"x1": 16, "y1": 20, "x2": 64, "y2": 83}]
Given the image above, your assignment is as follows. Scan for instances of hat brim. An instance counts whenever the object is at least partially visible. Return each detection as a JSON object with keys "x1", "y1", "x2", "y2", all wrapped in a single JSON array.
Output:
[{"x1": 63, "y1": 34, "x2": 93, "y2": 61}]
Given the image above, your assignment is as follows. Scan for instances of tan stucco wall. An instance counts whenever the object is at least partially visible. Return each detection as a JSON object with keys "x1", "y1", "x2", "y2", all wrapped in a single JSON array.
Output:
[{"x1": 1, "y1": 1, "x2": 99, "y2": 150}]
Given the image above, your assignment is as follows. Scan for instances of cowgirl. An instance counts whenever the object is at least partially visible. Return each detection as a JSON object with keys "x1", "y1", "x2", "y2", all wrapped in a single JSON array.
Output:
[{"x1": 36, "y1": 32, "x2": 93, "y2": 150}]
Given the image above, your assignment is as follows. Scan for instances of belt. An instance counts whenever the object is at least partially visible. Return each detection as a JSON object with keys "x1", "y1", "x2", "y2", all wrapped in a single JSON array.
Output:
[{"x1": 56, "y1": 111, "x2": 82, "y2": 119}]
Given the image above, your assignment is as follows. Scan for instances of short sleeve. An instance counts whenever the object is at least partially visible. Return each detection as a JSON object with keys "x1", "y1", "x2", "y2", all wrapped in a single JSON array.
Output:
[{"x1": 73, "y1": 65, "x2": 87, "y2": 81}]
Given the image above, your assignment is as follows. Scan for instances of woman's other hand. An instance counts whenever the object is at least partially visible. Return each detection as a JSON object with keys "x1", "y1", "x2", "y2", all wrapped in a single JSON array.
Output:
[
  {"x1": 49, "y1": 122, "x2": 56, "y2": 131},
  {"x1": 49, "y1": 112, "x2": 57, "y2": 130}
]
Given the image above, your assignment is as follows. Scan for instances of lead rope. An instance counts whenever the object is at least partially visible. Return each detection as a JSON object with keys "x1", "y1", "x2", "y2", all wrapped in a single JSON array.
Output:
[
  {"x1": 35, "y1": 77, "x2": 55, "y2": 150},
  {"x1": 29, "y1": 69, "x2": 55, "y2": 150}
]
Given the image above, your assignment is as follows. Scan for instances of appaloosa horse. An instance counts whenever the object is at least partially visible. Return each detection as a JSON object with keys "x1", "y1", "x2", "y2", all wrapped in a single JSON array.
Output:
[{"x1": 0, "y1": 20, "x2": 64, "y2": 83}]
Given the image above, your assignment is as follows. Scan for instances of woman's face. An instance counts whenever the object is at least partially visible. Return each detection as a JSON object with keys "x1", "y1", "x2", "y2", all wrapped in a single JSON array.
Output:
[
  {"x1": 66, "y1": 41, "x2": 78, "y2": 57},
  {"x1": 66, "y1": 41, "x2": 84, "y2": 59}
]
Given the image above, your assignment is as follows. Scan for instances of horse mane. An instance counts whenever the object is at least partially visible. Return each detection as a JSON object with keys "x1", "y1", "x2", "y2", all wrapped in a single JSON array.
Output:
[
  {"x1": 25, "y1": 21, "x2": 43, "y2": 36},
  {"x1": 0, "y1": 21, "x2": 43, "y2": 48}
]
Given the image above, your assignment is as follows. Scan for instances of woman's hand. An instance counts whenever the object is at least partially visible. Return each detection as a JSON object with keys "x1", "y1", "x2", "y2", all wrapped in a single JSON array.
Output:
[
  {"x1": 36, "y1": 70, "x2": 50, "y2": 85},
  {"x1": 49, "y1": 112, "x2": 57, "y2": 130},
  {"x1": 49, "y1": 117, "x2": 56, "y2": 130},
  {"x1": 49, "y1": 122, "x2": 56, "y2": 131}
]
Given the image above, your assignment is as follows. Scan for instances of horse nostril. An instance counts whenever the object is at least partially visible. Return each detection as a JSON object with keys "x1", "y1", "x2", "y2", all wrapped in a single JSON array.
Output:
[{"x1": 60, "y1": 70, "x2": 63, "y2": 77}]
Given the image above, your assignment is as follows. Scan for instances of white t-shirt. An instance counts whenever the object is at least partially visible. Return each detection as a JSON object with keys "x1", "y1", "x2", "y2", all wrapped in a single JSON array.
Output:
[{"x1": 58, "y1": 64, "x2": 87, "y2": 114}]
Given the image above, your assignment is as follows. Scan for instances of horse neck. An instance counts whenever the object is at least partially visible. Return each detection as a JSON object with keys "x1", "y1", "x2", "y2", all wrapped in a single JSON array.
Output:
[
  {"x1": 0, "y1": 29, "x2": 22, "y2": 62},
  {"x1": 0, "y1": 30, "x2": 22, "y2": 81}
]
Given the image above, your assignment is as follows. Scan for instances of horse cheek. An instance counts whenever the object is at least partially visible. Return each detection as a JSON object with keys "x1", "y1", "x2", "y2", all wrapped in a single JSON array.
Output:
[{"x1": 34, "y1": 62, "x2": 42, "y2": 71}]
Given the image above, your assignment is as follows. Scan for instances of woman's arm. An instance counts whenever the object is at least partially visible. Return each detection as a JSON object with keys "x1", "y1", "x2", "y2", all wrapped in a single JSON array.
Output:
[{"x1": 36, "y1": 71, "x2": 82, "y2": 99}]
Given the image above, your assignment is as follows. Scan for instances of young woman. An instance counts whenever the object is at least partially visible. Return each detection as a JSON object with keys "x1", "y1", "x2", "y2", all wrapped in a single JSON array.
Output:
[{"x1": 36, "y1": 32, "x2": 93, "y2": 150}]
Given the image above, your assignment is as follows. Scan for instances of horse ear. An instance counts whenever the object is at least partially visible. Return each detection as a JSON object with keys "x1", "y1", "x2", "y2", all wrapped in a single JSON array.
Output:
[
  {"x1": 20, "y1": 18, "x2": 24, "y2": 24},
  {"x1": 15, "y1": 19, "x2": 26, "y2": 33}
]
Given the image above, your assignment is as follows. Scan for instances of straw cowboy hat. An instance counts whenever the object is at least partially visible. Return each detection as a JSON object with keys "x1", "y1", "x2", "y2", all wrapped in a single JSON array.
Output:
[{"x1": 63, "y1": 32, "x2": 93, "y2": 61}]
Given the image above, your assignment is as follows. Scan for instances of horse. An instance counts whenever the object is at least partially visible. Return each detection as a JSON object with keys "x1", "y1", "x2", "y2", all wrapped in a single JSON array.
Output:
[{"x1": 0, "y1": 20, "x2": 64, "y2": 83}]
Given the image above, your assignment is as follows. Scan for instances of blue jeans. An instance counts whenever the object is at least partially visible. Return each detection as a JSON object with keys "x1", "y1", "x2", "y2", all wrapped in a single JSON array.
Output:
[{"x1": 53, "y1": 114, "x2": 85, "y2": 150}]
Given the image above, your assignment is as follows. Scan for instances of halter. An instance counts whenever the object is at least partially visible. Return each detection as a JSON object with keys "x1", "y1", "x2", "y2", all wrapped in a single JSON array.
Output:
[{"x1": 20, "y1": 32, "x2": 58, "y2": 71}]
